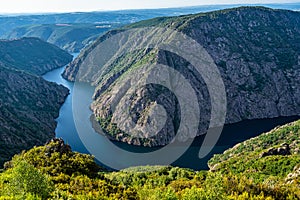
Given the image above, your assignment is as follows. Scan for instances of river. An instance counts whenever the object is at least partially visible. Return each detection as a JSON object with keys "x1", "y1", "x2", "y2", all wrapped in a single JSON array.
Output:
[{"x1": 43, "y1": 54, "x2": 299, "y2": 170}]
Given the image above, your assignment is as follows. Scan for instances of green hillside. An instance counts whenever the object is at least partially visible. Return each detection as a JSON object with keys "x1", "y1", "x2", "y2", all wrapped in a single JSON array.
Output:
[
  {"x1": 0, "y1": 120, "x2": 299, "y2": 199},
  {"x1": 209, "y1": 120, "x2": 300, "y2": 178}
]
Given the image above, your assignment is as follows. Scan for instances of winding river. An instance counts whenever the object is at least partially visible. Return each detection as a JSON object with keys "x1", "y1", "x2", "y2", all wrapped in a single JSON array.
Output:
[{"x1": 43, "y1": 53, "x2": 299, "y2": 170}]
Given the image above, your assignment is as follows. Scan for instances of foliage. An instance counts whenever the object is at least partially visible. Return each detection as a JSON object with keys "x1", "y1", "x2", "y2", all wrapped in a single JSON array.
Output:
[
  {"x1": 0, "y1": 122, "x2": 300, "y2": 199},
  {"x1": 0, "y1": 161, "x2": 52, "y2": 199},
  {"x1": 5, "y1": 139, "x2": 101, "y2": 179}
]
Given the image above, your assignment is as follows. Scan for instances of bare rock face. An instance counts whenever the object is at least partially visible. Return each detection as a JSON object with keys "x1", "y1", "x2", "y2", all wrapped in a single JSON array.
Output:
[
  {"x1": 64, "y1": 7, "x2": 300, "y2": 146},
  {"x1": 45, "y1": 138, "x2": 72, "y2": 156}
]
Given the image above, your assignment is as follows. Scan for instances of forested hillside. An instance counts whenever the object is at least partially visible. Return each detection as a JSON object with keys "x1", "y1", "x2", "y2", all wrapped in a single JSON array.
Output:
[{"x1": 0, "y1": 120, "x2": 299, "y2": 199}]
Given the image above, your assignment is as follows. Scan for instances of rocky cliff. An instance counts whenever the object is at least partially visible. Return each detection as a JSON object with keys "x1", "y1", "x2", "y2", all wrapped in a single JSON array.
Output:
[{"x1": 63, "y1": 7, "x2": 300, "y2": 146}]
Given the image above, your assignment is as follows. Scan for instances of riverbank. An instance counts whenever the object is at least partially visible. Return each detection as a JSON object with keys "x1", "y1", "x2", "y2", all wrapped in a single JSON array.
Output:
[{"x1": 42, "y1": 62, "x2": 300, "y2": 170}]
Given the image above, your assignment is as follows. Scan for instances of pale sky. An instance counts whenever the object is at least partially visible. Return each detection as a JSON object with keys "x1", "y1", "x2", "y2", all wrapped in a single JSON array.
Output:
[{"x1": 0, "y1": 0, "x2": 299, "y2": 14}]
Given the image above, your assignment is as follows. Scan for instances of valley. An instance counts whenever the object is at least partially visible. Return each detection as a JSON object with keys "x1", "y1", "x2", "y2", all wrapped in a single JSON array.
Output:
[
  {"x1": 65, "y1": 6, "x2": 300, "y2": 147},
  {"x1": 0, "y1": 3, "x2": 299, "y2": 199}
]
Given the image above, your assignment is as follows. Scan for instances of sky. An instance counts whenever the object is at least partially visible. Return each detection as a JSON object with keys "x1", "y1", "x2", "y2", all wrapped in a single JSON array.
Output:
[{"x1": 0, "y1": 0, "x2": 299, "y2": 14}]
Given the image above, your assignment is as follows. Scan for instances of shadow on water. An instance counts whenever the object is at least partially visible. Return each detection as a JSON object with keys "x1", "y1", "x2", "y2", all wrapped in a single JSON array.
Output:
[
  {"x1": 111, "y1": 116, "x2": 300, "y2": 170},
  {"x1": 173, "y1": 116, "x2": 300, "y2": 170},
  {"x1": 43, "y1": 62, "x2": 299, "y2": 170}
]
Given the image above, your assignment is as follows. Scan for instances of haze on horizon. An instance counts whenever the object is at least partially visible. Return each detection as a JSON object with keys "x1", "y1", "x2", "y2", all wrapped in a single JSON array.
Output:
[{"x1": 1, "y1": 0, "x2": 299, "y2": 14}]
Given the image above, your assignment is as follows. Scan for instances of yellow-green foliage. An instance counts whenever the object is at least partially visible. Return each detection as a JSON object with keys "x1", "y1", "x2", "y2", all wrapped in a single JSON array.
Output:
[
  {"x1": 0, "y1": 120, "x2": 300, "y2": 199},
  {"x1": 0, "y1": 161, "x2": 51, "y2": 199}
]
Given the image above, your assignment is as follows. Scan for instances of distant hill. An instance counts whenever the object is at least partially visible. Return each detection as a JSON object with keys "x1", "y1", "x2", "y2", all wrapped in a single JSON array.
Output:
[
  {"x1": 5, "y1": 23, "x2": 121, "y2": 53},
  {"x1": 0, "y1": 5, "x2": 235, "y2": 37},
  {"x1": 2, "y1": 3, "x2": 299, "y2": 53},
  {"x1": 0, "y1": 37, "x2": 72, "y2": 75},
  {"x1": 0, "y1": 6, "x2": 233, "y2": 53},
  {"x1": 64, "y1": 6, "x2": 300, "y2": 147}
]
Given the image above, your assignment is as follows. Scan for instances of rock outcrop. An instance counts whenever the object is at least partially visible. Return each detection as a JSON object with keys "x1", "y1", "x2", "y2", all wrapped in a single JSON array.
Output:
[
  {"x1": 286, "y1": 165, "x2": 300, "y2": 184},
  {"x1": 64, "y1": 7, "x2": 300, "y2": 146},
  {"x1": 260, "y1": 143, "x2": 291, "y2": 157},
  {"x1": 44, "y1": 138, "x2": 72, "y2": 156}
]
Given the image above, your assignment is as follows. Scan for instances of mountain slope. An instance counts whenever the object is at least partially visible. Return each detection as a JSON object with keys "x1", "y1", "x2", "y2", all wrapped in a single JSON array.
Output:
[
  {"x1": 0, "y1": 37, "x2": 72, "y2": 75},
  {"x1": 6, "y1": 23, "x2": 121, "y2": 53},
  {"x1": 0, "y1": 5, "x2": 255, "y2": 37},
  {"x1": 0, "y1": 5, "x2": 239, "y2": 53},
  {"x1": 207, "y1": 119, "x2": 300, "y2": 198},
  {"x1": 0, "y1": 67, "x2": 69, "y2": 165},
  {"x1": 63, "y1": 6, "x2": 300, "y2": 147},
  {"x1": 0, "y1": 38, "x2": 72, "y2": 165}
]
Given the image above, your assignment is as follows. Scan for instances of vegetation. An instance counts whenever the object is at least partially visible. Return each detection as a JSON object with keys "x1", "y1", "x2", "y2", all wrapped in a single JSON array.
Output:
[
  {"x1": 0, "y1": 37, "x2": 72, "y2": 75},
  {"x1": 1, "y1": 6, "x2": 300, "y2": 199},
  {"x1": 6, "y1": 23, "x2": 121, "y2": 53},
  {"x1": 0, "y1": 120, "x2": 299, "y2": 199},
  {"x1": 0, "y1": 6, "x2": 220, "y2": 53},
  {"x1": 68, "y1": 6, "x2": 300, "y2": 147},
  {"x1": 0, "y1": 37, "x2": 72, "y2": 166},
  {"x1": 0, "y1": 67, "x2": 69, "y2": 165}
]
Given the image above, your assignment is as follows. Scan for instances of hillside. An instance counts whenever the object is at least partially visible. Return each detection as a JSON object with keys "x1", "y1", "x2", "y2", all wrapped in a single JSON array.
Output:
[
  {"x1": 208, "y1": 119, "x2": 300, "y2": 173},
  {"x1": 0, "y1": 38, "x2": 72, "y2": 165},
  {"x1": 5, "y1": 23, "x2": 121, "y2": 53},
  {"x1": 0, "y1": 67, "x2": 69, "y2": 165},
  {"x1": 63, "y1": 7, "x2": 300, "y2": 147},
  {"x1": 2, "y1": 4, "x2": 299, "y2": 53},
  {"x1": 0, "y1": 37, "x2": 72, "y2": 75},
  {"x1": 0, "y1": 120, "x2": 299, "y2": 199},
  {"x1": 0, "y1": 3, "x2": 299, "y2": 37},
  {"x1": 0, "y1": 5, "x2": 235, "y2": 53}
]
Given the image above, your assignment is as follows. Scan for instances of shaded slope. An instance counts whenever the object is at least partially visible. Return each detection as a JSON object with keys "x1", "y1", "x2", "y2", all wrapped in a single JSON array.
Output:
[
  {"x1": 0, "y1": 38, "x2": 72, "y2": 165},
  {"x1": 0, "y1": 37, "x2": 72, "y2": 75},
  {"x1": 0, "y1": 67, "x2": 69, "y2": 165}
]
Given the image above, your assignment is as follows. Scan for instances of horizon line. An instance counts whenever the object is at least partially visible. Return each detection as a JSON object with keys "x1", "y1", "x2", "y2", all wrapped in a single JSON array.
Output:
[{"x1": 0, "y1": 2, "x2": 299, "y2": 16}]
